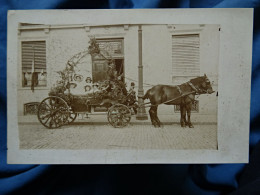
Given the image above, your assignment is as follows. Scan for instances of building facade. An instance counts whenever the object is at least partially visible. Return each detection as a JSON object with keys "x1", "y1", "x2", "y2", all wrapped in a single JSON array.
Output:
[{"x1": 17, "y1": 23, "x2": 219, "y2": 123}]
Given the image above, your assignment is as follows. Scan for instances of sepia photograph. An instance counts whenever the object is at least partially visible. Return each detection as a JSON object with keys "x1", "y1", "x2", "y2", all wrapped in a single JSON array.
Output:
[
  {"x1": 17, "y1": 23, "x2": 218, "y2": 150},
  {"x1": 7, "y1": 9, "x2": 252, "y2": 164}
]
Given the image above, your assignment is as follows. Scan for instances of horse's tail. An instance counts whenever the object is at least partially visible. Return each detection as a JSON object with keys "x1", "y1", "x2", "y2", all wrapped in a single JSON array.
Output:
[{"x1": 142, "y1": 89, "x2": 151, "y2": 100}]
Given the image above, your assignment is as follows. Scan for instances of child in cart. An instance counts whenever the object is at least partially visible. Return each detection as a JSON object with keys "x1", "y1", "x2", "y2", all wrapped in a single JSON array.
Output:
[{"x1": 128, "y1": 82, "x2": 138, "y2": 114}]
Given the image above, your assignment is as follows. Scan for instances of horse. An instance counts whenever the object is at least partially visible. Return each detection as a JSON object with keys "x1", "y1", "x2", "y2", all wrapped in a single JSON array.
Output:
[{"x1": 142, "y1": 74, "x2": 214, "y2": 128}]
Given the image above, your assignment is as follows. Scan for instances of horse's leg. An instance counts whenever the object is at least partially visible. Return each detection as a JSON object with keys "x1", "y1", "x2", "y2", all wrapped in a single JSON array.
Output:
[
  {"x1": 180, "y1": 104, "x2": 186, "y2": 127},
  {"x1": 149, "y1": 106, "x2": 158, "y2": 127},
  {"x1": 179, "y1": 105, "x2": 182, "y2": 124},
  {"x1": 183, "y1": 105, "x2": 188, "y2": 127},
  {"x1": 180, "y1": 104, "x2": 183, "y2": 126},
  {"x1": 186, "y1": 102, "x2": 194, "y2": 128},
  {"x1": 153, "y1": 105, "x2": 161, "y2": 127},
  {"x1": 184, "y1": 105, "x2": 189, "y2": 127}
]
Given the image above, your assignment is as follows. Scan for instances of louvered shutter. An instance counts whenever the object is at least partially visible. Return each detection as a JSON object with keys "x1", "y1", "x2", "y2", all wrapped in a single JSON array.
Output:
[
  {"x1": 22, "y1": 41, "x2": 46, "y2": 72},
  {"x1": 172, "y1": 34, "x2": 200, "y2": 76}
]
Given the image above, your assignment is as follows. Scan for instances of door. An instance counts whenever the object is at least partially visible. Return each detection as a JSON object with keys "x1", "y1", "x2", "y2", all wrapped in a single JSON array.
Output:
[{"x1": 92, "y1": 60, "x2": 108, "y2": 83}]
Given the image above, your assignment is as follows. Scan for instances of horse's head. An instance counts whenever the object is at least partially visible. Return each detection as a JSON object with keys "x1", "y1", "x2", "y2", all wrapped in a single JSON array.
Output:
[{"x1": 191, "y1": 74, "x2": 215, "y2": 94}]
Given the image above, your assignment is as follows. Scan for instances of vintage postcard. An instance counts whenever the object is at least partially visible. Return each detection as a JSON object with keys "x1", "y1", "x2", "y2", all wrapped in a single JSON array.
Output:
[{"x1": 7, "y1": 9, "x2": 253, "y2": 164}]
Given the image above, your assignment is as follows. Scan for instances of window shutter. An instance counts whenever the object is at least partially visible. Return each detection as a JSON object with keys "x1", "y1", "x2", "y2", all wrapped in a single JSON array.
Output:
[
  {"x1": 172, "y1": 34, "x2": 200, "y2": 76},
  {"x1": 22, "y1": 41, "x2": 46, "y2": 72}
]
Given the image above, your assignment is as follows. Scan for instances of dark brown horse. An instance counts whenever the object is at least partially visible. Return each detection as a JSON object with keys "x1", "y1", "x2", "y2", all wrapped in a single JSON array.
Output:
[{"x1": 142, "y1": 74, "x2": 214, "y2": 128}]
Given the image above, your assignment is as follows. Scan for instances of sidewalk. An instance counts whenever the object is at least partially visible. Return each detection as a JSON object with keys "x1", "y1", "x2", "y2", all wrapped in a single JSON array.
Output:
[
  {"x1": 19, "y1": 123, "x2": 218, "y2": 150},
  {"x1": 19, "y1": 114, "x2": 218, "y2": 150}
]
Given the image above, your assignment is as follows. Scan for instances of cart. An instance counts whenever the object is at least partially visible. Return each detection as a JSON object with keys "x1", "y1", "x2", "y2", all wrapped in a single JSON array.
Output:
[
  {"x1": 37, "y1": 37, "x2": 138, "y2": 129},
  {"x1": 37, "y1": 81, "x2": 137, "y2": 129}
]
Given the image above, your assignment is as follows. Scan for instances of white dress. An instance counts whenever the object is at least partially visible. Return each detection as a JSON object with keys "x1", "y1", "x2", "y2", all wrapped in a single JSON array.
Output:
[{"x1": 70, "y1": 81, "x2": 87, "y2": 95}]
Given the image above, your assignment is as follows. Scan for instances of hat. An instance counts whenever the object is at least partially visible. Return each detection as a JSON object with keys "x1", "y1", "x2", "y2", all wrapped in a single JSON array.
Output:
[
  {"x1": 85, "y1": 77, "x2": 92, "y2": 83},
  {"x1": 93, "y1": 83, "x2": 99, "y2": 87},
  {"x1": 69, "y1": 83, "x2": 77, "y2": 88},
  {"x1": 74, "y1": 74, "x2": 83, "y2": 82}
]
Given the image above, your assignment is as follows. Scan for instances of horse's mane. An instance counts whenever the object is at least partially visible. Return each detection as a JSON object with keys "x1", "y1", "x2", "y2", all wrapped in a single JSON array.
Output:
[{"x1": 189, "y1": 76, "x2": 205, "y2": 84}]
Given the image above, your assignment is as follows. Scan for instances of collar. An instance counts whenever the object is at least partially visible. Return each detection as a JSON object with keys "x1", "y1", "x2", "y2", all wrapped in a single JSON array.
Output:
[{"x1": 188, "y1": 81, "x2": 200, "y2": 94}]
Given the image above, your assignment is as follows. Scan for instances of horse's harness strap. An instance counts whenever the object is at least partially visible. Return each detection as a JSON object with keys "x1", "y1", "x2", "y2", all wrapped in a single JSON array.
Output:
[
  {"x1": 188, "y1": 82, "x2": 199, "y2": 94},
  {"x1": 176, "y1": 85, "x2": 182, "y2": 95}
]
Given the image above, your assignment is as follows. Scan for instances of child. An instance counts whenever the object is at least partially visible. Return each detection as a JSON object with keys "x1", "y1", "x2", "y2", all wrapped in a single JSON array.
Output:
[
  {"x1": 128, "y1": 82, "x2": 138, "y2": 114},
  {"x1": 70, "y1": 74, "x2": 85, "y2": 95}
]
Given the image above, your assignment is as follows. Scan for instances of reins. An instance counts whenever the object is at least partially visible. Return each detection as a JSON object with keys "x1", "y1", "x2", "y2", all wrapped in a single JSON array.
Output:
[{"x1": 140, "y1": 91, "x2": 197, "y2": 108}]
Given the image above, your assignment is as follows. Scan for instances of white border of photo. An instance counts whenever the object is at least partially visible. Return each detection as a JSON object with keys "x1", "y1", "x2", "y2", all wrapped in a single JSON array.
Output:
[{"x1": 7, "y1": 9, "x2": 253, "y2": 164}]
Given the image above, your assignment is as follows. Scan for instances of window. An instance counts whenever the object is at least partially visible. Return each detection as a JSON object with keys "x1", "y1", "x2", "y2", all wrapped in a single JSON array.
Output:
[
  {"x1": 172, "y1": 34, "x2": 200, "y2": 113},
  {"x1": 21, "y1": 41, "x2": 47, "y2": 87},
  {"x1": 174, "y1": 100, "x2": 199, "y2": 113},
  {"x1": 172, "y1": 34, "x2": 200, "y2": 77},
  {"x1": 96, "y1": 39, "x2": 124, "y2": 57},
  {"x1": 24, "y1": 102, "x2": 40, "y2": 115}
]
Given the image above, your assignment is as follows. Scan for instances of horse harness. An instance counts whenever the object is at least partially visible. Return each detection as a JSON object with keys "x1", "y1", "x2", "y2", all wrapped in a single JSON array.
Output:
[
  {"x1": 143, "y1": 80, "x2": 209, "y2": 108},
  {"x1": 176, "y1": 82, "x2": 200, "y2": 96},
  {"x1": 175, "y1": 81, "x2": 204, "y2": 103},
  {"x1": 176, "y1": 85, "x2": 183, "y2": 95}
]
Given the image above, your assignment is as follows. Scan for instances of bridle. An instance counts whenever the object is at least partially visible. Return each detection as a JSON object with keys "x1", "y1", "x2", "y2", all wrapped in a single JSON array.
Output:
[
  {"x1": 187, "y1": 80, "x2": 213, "y2": 95},
  {"x1": 187, "y1": 81, "x2": 203, "y2": 94}
]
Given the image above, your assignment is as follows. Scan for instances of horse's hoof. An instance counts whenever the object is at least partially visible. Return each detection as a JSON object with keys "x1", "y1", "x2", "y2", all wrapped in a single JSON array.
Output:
[
  {"x1": 189, "y1": 124, "x2": 194, "y2": 128},
  {"x1": 152, "y1": 123, "x2": 158, "y2": 128}
]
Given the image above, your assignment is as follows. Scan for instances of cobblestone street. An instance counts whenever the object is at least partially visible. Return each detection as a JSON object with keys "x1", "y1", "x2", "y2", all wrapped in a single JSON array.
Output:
[{"x1": 19, "y1": 119, "x2": 217, "y2": 150}]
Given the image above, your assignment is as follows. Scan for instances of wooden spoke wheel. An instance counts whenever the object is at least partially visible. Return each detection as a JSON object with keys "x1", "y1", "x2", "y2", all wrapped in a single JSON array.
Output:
[
  {"x1": 37, "y1": 96, "x2": 70, "y2": 129},
  {"x1": 107, "y1": 104, "x2": 131, "y2": 128}
]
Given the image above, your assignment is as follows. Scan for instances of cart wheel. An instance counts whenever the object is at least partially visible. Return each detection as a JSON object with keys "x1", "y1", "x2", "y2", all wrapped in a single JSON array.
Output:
[
  {"x1": 66, "y1": 108, "x2": 77, "y2": 124},
  {"x1": 107, "y1": 104, "x2": 131, "y2": 128},
  {"x1": 37, "y1": 96, "x2": 70, "y2": 129}
]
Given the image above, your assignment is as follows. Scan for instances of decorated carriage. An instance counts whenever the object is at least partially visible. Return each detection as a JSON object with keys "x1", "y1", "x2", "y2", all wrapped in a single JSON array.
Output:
[{"x1": 37, "y1": 38, "x2": 138, "y2": 129}]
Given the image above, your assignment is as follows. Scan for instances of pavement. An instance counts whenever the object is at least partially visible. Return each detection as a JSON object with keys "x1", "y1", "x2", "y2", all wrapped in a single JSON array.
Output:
[{"x1": 18, "y1": 114, "x2": 218, "y2": 150}]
